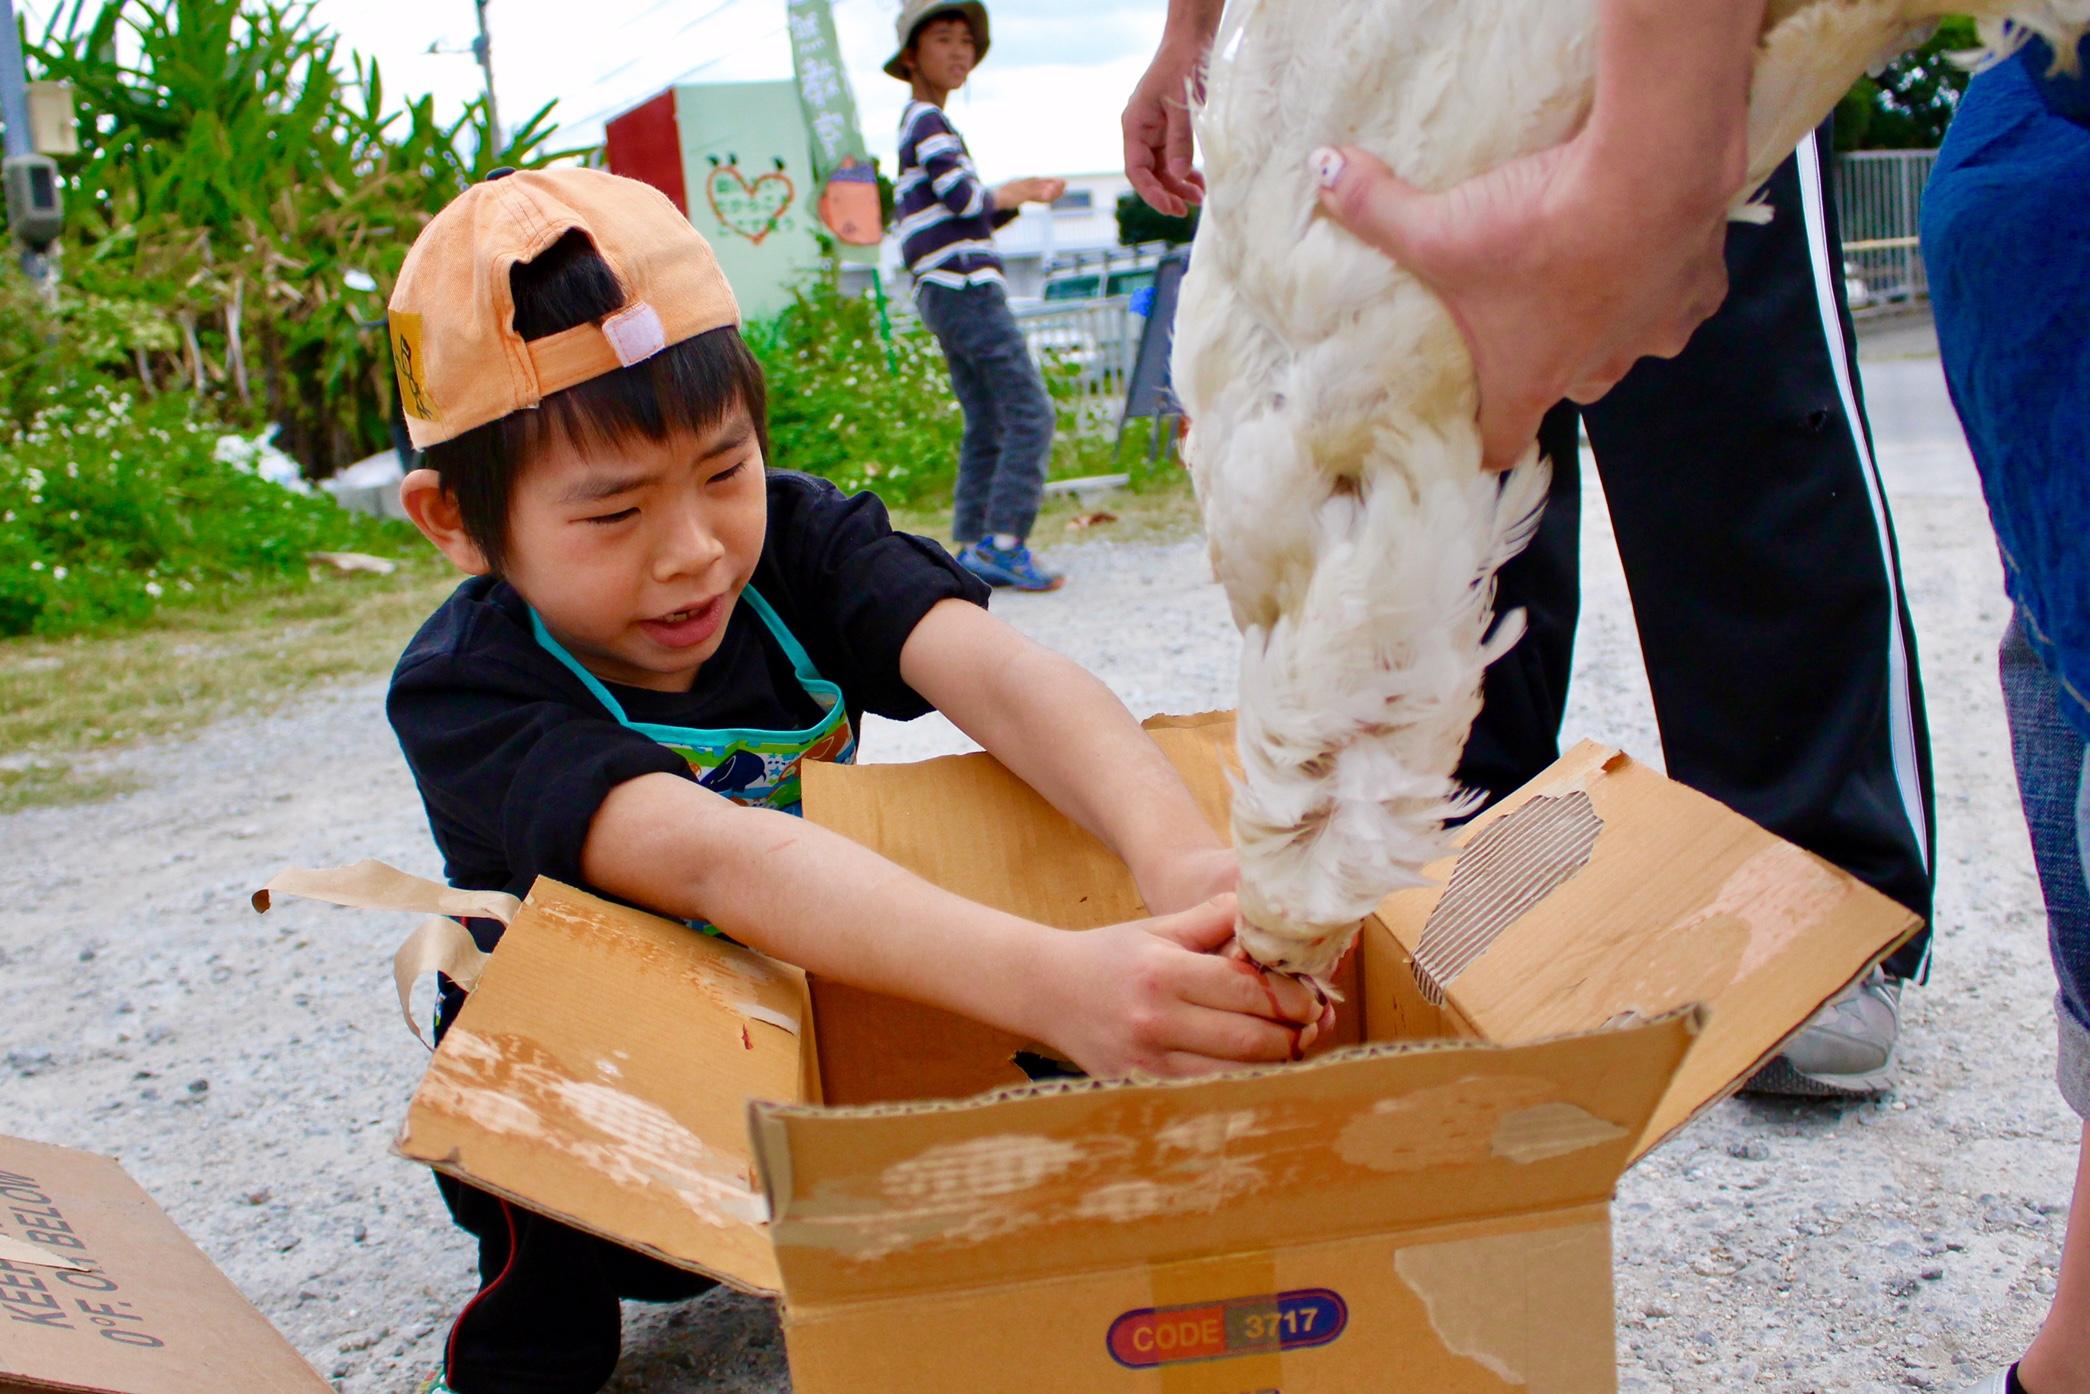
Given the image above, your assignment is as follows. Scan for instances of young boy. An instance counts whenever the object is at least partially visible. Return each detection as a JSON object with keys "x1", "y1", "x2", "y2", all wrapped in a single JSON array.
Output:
[
  {"x1": 887, "y1": 0, "x2": 1069, "y2": 591},
  {"x1": 384, "y1": 167, "x2": 1319, "y2": 1394}
]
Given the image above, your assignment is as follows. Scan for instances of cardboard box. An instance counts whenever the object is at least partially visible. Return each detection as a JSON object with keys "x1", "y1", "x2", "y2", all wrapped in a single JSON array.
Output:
[
  {"x1": 392, "y1": 713, "x2": 1918, "y2": 1392},
  {"x1": 0, "y1": 1136, "x2": 331, "y2": 1394}
]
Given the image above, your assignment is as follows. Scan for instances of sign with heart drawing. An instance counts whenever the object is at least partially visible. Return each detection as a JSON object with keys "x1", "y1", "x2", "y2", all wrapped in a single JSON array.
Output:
[
  {"x1": 705, "y1": 156, "x2": 797, "y2": 246},
  {"x1": 665, "y1": 80, "x2": 827, "y2": 320}
]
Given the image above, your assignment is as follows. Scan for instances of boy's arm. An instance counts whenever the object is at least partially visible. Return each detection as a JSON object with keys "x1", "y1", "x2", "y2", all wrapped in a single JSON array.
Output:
[
  {"x1": 898, "y1": 599, "x2": 1237, "y2": 917},
  {"x1": 905, "y1": 107, "x2": 992, "y2": 219},
  {"x1": 579, "y1": 773, "x2": 1317, "y2": 1078}
]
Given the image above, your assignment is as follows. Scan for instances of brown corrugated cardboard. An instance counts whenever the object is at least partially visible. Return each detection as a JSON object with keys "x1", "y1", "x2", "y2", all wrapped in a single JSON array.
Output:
[
  {"x1": 0, "y1": 1136, "x2": 330, "y2": 1394},
  {"x1": 369, "y1": 710, "x2": 1918, "y2": 1391}
]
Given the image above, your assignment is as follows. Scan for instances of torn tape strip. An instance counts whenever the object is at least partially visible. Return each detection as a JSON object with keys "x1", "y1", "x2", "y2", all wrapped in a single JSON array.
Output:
[
  {"x1": 1411, "y1": 791, "x2": 1602, "y2": 1005},
  {"x1": 731, "y1": 1002, "x2": 801, "y2": 1036},
  {"x1": 252, "y1": 859, "x2": 519, "y2": 926},
  {"x1": 0, "y1": 1234, "x2": 96, "y2": 1273},
  {"x1": 395, "y1": 915, "x2": 492, "y2": 1050}
]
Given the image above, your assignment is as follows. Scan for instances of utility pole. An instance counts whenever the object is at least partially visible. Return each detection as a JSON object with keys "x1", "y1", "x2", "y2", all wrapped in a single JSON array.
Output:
[
  {"x1": 0, "y1": 0, "x2": 28, "y2": 161},
  {"x1": 1, "y1": 0, "x2": 62, "y2": 301},
  {"x1": 473, "y1": 0, "x2": 503, "y2": 154}
]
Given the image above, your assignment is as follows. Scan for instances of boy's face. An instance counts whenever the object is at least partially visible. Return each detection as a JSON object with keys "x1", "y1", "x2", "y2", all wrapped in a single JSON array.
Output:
[
  {"x1": 908, "y1": 15, "x2": 976, "y2": 92},
  {"x1": 501, "y1": 409, "x2": 768, "y2": 693}
]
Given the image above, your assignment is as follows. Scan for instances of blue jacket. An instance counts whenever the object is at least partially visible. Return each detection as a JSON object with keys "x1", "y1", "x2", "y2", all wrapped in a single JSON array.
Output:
[{"x1": 1922, "y1": 37, "x2": 2090, "y2": 739}]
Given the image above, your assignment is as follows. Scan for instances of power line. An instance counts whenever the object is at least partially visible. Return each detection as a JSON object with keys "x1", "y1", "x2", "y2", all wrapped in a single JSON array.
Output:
[{"x1": 550, "y1": 0, "x2": 771, "y2": 133}]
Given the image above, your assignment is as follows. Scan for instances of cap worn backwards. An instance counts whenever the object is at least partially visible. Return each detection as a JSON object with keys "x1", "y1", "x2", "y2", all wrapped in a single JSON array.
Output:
[{"x1": 387, "y1": 167, "x2": 742, "y2": 450}]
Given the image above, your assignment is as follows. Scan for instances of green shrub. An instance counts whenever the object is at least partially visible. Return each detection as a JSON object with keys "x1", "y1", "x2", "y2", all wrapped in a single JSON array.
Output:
[
  {"x1": 745, "y1": 277, "x2": 1168, "y2": 512},
  {"x1": 0, "y1": 385, "x2": 415, "y2": 637},
  {"x1": 26, "y1": 0, "x2": 584, "y2": 478},
  {"x1": 744, "y1": 279, "x2": 965, "y2": 506}
]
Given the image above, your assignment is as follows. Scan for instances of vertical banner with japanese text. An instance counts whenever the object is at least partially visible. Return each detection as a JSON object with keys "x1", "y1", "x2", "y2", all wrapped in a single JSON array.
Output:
[{"x1": 787, "y1": 0, "x2": 881, "y2": 262}]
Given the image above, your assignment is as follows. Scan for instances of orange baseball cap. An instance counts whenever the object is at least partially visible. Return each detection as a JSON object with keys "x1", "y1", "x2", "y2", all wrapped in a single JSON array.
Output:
[{"x1": 388, "y1": 166, "x2": 741, "y2": 449}]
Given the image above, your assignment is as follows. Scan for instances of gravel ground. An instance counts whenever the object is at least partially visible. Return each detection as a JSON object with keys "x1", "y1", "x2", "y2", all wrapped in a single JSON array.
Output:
[{"x1": 1, "y1": 317, "x2": 2079, "y2": 1392}]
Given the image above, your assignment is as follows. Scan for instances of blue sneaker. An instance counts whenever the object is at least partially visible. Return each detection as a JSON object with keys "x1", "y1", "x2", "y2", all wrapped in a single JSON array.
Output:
[{"x1": 958, "y1": 541, "x2": 1065, "y2": 592}]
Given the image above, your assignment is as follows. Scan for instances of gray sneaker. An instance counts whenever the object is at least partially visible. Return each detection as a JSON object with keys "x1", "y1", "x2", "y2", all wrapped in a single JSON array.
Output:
[
  {"x1": 1744, "y1": 968, "x2": 1901, "y2": 1098},
  {"x1": 1956, "y1": 1373, "x2": 2010, "y2": 1394}
]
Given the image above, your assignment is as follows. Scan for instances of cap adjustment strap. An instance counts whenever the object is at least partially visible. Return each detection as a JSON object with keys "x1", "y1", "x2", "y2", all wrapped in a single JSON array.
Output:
[{"x1": 523, "y1": 298, "x2": 672, "y2": 402}]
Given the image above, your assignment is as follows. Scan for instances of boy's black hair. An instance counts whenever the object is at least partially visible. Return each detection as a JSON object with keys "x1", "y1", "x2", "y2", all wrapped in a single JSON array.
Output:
[{"x1": 421, "y1": 229, "x2": 769, "y2": 576}]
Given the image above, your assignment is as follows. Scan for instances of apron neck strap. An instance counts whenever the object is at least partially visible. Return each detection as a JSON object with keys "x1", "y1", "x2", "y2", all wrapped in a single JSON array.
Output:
[{"x1": 527, "y1": 584, "x2": 819, "y2": 726}]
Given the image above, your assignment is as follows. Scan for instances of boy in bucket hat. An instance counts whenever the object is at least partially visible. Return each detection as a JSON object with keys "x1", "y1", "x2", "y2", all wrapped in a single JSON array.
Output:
[
  {"x1": 382, "y1": 167, "x2": 1323, "y2": 1393},
  {"x1": 888, "y1": 0, "x2": 1071, "y2": 591}
]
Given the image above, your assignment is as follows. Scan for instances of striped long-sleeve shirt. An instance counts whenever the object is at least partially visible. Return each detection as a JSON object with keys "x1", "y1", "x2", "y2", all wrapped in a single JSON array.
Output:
[{"x1": 895, "y1": 99, "x2": 1018, "y2": 290}]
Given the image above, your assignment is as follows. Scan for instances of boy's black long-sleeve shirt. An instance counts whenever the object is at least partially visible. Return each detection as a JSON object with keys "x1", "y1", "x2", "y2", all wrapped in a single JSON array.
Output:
[{"x1": 387, "y1": 471, "x2": 987, "y2": 937}]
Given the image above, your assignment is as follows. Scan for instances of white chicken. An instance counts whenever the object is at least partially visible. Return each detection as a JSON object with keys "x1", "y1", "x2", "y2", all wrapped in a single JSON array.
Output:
[{"x1": 1176, "y1": 0, "x2": 2089, "y2": 988}]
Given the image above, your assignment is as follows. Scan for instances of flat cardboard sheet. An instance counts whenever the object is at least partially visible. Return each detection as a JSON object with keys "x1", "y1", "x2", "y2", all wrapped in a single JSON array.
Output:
[{"x1": 0, "y1": 1136, "x2": 329, "y2": 1394}]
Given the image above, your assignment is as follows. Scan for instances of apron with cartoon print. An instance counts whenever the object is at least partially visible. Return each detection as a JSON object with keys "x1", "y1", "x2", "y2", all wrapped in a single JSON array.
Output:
[{"x1": 529, "y1": 585, "x2": 857, "y2": 932}]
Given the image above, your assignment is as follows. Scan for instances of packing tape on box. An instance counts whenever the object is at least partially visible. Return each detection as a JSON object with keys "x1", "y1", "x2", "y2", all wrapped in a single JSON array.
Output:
[
  {"x1": 1110, "y1": 1250, "x2": 1291, "y2": 1392},
  {"x1": 0, "y1": 1233, "x2": 97, "y2": 1273},
  {"x1": 254, "y1": 860, "x2": 505, "y2": 1049},
  {"x1": 392, "y1": 915, "x2": 491, "y2": 1049},
  {"x1": 251, "y1": 860, "x2": 519, "y2": 925}
]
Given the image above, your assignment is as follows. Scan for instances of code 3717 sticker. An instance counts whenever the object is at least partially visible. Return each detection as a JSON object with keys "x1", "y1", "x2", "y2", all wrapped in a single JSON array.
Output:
[{"x1": 1107, "y1": 1288, "x2": 1347, "y2": 1369}]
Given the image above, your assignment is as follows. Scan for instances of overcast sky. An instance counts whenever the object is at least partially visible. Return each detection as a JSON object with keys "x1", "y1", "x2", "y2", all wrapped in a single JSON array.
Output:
[{"x1": 23, "y1": 0, "x2": 1165, "y2": 182}]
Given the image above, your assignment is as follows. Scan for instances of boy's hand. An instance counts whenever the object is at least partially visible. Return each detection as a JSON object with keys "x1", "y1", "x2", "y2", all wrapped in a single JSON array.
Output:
[
  {"x1": 993, "y1": 177, "x2": 1067, "y2": 208},
  {"x1": 1035, "y1": 895, "x2": 1325, "y2": 1080}
]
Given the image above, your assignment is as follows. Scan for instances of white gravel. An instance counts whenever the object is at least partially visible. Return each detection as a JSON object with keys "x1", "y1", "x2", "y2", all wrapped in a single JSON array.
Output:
[{"x1": 0, "y1": 323, "x2": 2078, "y2": 1393}]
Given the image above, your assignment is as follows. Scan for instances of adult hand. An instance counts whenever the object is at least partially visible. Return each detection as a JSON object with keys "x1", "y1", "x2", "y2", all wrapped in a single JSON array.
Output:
[
  {"x1": 1311, "y1": 139, "x2": 1732, "y2": 471},
  {"x1": 1037, "y1": 895, "x2": 1325, "y2": 1079},
  {"x1": 1123, "y1": 36, "x2": 1209, "y2": 216}
]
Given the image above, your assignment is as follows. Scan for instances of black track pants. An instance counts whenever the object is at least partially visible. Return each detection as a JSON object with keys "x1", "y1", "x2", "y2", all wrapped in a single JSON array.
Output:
[
  {"x1": 1458, "y1": 126, "x2": 1937, "y2": 979},
  {"x1": 436, "y1": 1173, "x2": 718, "y2": 1394}
]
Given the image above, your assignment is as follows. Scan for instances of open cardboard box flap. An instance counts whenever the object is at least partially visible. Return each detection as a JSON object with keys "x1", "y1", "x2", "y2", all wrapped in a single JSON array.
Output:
[
  {"x1": 1360, "y1": 740, "x2": 1923, "y2": 1161},
  {"x1": 748, "y1": 1008, "x2": 1698, "y2": 1308},
  {"x1": 394, "y1": 882, "x2": 817, "y2": 1294},
  {"x1": 396, "y1": 710, "x2": 1916, "y2": 1304}
]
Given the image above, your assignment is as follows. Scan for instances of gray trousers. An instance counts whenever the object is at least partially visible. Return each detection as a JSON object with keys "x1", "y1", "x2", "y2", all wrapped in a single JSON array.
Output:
[{"x1": 917, "y1": 280, "x2": 1054, "y2": 543}]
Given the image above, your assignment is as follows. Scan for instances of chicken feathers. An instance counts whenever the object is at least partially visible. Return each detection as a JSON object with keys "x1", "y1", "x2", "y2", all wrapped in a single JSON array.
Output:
[{"x1": 1177, "y1": 0, "x2": 2088, "y2": 987}]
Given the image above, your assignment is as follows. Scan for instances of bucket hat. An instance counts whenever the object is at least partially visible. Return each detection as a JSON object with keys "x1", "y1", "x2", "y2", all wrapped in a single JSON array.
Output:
[{"x1": 884, "y1": 0, "x2": 989, "y2": 81}]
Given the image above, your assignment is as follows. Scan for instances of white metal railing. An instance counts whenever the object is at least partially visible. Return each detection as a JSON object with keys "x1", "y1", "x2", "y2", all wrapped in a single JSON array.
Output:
[
  {"x1": 1830, "y1": 148, "x2": 1938, "y2": 310},
  {"x1": 1009, "y1": 294, "x2": 1141, "y2": 411},
  {"x1": 893, "y1": 294, "x2": 1144, "y2": 418}
]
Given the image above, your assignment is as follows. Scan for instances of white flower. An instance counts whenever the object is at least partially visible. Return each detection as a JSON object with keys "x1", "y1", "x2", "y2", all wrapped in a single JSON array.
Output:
[
  {"x1": 145, "y1": 581, "x2": 163, "y2": 598},
  {"x1": 30, "y1": 561, "x2": 44, "y2": 571},
  {"x1": 52, "y1": 566, "x2": 66, "y2": 581}
]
